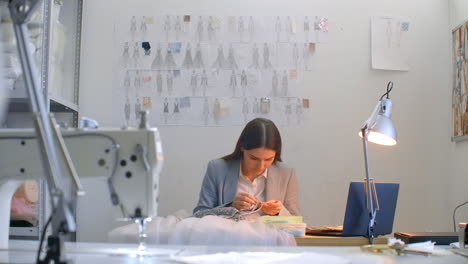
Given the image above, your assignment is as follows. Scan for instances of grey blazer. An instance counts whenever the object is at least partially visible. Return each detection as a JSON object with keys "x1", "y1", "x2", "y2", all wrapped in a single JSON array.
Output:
[{"x1": 193, "y1": 158, "x2": 300, "y2": 216}]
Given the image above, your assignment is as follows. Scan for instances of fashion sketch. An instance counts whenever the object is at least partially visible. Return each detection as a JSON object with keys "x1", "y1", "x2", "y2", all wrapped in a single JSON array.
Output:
[
  {"x1": 164, "y1": 48, "x2": 178, "y2": 70},
  {"x1": 304, "y1": 16, "x2": 310, "y2": 43},
  {"x1": 242, "y1": 97, "x2": 249, "y2": 123},
  {"x1": 182, "y1": 43, "x2": 194, "y2": 69},
  {"x1": 140, "y1": 16, "x2": 147, "y2": 39},
  {"x1": 123, "y1": 71, "x2": 131, "y2": 124},
  {"x1": 275, "y1": 16, "x2": 281, "y2": 42},
  {"x1": 285, "y1": 98, "x2": 292, "y2": 125},
  {"x1": 163, "y1": 97, "x2": 169, "y2": 124},
  {"x1": 151, "y1": 44, "x2": 164, "y2": 69},
  {"x1": 130, "y1": 16, "x2": 137, "y2": 39},
  {"x1": 226, "y1": 45, "x2": 238, "y2": 70},
  {"x1": 249, "y1": 44, "x2": 260, "y2": 69},
  {"x1": 197, "y1": 16, "x2": 204, "y2": 41},
  {"x1": 212, "y1": 44, "x2": 227, "y2": 69},
  {"x1": 271, "y1": 70, "x2": 278, "y2": 97},
  {"x1": 229, "y1": 70, "x2": 238, "y2": 97},
  {"x1": 238, "y1": 16, "x2": 246, "y2": 42},
  {"x1": 200, "y1": 69, "x2": 208, "y2": 96},
  {"x1": 240, "y1": 70, "x2": 248, "y2": 96},
  {"x1": 156, "y1": 71, "x2": 163, "y2": 95},
  {"x1": 302, "y1": 43, "x2": 311, "y2": 70},
  {"x1": 121, "y1": 42, "x2": 130, "y2": 67},
  {"x1": 135, "y1": 97, "x2": 141, "y2": 120},
  {"x1": 134, "y1": 71, "x2": 141, "y2": 120},
  {"x1": 164, "y1": 15, "x2": 171, "y2": 41},
  {"x1": 190, "y1": 70, "x2": 198, "y2": 96},
  {"x1": 253, "y1": 97, "x2": 260, "y2": 114},
  {"x1": 281, "y1": 70, "x2": 288, "y2": 96},
  {"x1": 295, "y1": 98, "x2": 303, "y2": 125},
  {"x1": 166, "y1": 71, "x2": 174, "y2": 95},
  {"x1": 213, "y1": 98, "x2": 221, "y2": 125},
  {"x1": 208, "y1": 16, "x2": 217, "y2": 41},
  {"x1": 124, "y1": 97, "x2": 131, "y2": 125},
  {"x1": 123, "y1": 71, "x2": 131, "y2": 89},
  {"x1": 134, "y1": 70, "x2": 141, "y2": 89},
  {"x1": 292, "y1": 43, "x2": 299, "y2": 69},
  {"x1": 263, "y1": 43, "x2": 273, "y2": 68},
  {"x1": 248, "y1": 16, "x2": 255, "y2": 42},
  {"x1": 132, "y1": 42, "x2": 140, "y2": 67},
  {"x1": 193, "y1": 43, "x2": 205, "y2": 68},
  {"x1": 174, "y1": 16, "x2": 182, "y2": 41},
  {"x1": 173, "y1": 98, "x2": 180, "y2": 124},
  {"x1": 285, "y1": 16, "x2": 292, "y2": 42},
  {"x1": 203, "y1": 97, "x2": 210, "y2": 126}
]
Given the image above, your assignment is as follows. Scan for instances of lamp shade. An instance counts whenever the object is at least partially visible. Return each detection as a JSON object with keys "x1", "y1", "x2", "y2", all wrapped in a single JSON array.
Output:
[
  {"x1": 368, "y1": 115, "x2": 397, "y2": 146},
  {"x1": 359, "y1": 98, "x2": 397, "y2": 146}
]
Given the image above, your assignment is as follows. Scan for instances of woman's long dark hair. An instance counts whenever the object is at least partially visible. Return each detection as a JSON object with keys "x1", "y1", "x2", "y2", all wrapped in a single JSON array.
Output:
[{"x1": 222, "y1": 118, "x2": 282, "y2": 162}]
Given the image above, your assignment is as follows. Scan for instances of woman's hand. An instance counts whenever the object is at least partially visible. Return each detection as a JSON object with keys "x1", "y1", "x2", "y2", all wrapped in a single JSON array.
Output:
[
  {"x1": 232, "y1": 192, "x2": 258, "y2": 211},
  {"x1": 261, "y1": 200, "x2": 282, "y2": 215}
]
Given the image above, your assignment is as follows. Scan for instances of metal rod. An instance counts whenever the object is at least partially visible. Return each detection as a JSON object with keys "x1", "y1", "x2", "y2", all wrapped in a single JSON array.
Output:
[
  {"x1": 50, "y1": 116, "x2": 84, "y2": 195},
  {"x1": 9, "y1": 1, "x2": 77, "y2": 262},
  {"x1": 12, "y1": 16, "x2": 61, "y2": 206},
  {"x1": 361, "y1": 127, "x2": 375, "y2": 244}
]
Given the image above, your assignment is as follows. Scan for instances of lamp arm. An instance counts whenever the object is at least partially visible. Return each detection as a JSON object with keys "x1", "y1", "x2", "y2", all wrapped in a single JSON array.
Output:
[
  {"x1": 361, "y1": 127, "x2": 378, "y2": 244},
  {"x1": 361, "y1": 127, "x2": 372, "y2": 209},
  {"x1": 8, "y1": 0, "x2": 78, "y2": 263}
]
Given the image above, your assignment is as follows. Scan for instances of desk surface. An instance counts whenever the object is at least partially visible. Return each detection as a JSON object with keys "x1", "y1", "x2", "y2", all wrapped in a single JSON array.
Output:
[
  {"x1": 295, "y1": 235, "x2": 388, "y2": 246},
  {"x1": 0, "y1": 240, "x2": 467, "y2": 264}
]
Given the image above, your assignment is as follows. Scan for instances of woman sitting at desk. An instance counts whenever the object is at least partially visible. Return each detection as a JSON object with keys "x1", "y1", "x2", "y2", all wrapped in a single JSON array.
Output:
[{"x1": 194, "y1": 117, "x2": 300, "y2": 216}]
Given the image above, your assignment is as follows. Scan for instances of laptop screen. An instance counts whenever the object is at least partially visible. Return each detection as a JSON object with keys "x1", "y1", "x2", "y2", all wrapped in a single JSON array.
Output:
[{"x1": 342, "y1": 182, "x2": 399, "y2": 236}]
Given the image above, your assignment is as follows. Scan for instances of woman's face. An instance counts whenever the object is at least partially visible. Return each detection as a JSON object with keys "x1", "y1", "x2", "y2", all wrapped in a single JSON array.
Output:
[{"x1": 240, "y1": 147, "x2": 276, "y2": 177}]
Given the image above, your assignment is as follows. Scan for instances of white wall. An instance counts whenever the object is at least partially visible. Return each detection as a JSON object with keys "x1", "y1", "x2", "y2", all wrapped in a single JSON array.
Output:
[{"x1": 78, "y1": 0, "x2": 455, "y2": 241}]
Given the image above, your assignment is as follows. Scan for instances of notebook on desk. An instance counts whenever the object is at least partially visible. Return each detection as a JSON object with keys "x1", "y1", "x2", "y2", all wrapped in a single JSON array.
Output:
[{"x1": 307, "y1": 182, "x2": 399, "y2": 237}]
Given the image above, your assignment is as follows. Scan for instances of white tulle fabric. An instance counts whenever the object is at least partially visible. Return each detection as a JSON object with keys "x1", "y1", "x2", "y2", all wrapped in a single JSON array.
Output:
[{"x1": 108, "y1": 210, "x2": 296, "y2": 246}]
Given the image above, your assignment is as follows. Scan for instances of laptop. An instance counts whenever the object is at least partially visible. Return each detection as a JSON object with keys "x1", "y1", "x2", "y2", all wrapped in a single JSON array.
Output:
[{"x1": 307, "y1": 182, "x2": 399, "y2": 237}]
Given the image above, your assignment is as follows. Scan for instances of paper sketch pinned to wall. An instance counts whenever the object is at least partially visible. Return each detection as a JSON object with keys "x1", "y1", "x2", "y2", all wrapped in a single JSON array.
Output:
[{"x1": 371, "y1": 16, "x2": 410, "y2": 71}]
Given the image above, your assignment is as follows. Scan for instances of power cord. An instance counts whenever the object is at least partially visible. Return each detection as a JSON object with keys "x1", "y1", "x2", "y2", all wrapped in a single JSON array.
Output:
[
  {"x1": 36, "y1": 209, "x2": 54, "y2": 264},
  {"x1": 380, "y1": 81, "x2": 394, "y2": 100},
  {"x1": 453, "y1": 200, "x2": 468, "y2": 232}
]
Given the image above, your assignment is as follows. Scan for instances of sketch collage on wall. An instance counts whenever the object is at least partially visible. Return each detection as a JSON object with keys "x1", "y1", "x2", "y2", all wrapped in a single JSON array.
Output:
[
  {"x1": 453, "y1": 21, "x2": 468, "y2": 139},
  {"x1": 113, "y1": 15, "x2": 329, "y2": 126}
]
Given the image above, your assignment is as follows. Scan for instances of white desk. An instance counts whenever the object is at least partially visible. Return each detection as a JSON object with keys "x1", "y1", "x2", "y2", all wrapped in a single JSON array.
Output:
[{"x1": 0, "y1": 240, "x2": 467, "y2": 264}]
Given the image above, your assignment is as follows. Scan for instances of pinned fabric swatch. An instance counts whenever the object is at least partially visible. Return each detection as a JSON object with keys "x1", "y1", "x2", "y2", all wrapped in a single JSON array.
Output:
[
  {"x1": 142, "y1": 41, "x2": 151, "y2": 55},
  {"x1": 179, "y1": 96, "x2": 191, "y2": 108}
]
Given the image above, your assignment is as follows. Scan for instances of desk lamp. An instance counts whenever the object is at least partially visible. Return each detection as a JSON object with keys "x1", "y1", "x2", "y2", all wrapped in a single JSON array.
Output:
[{"x1": 358, "y1": 81, "x2": 397, "y2": 244}]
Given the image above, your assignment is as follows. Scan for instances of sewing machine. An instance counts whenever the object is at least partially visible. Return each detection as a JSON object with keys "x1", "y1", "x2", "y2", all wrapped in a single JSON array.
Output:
[{"x1": 0, "y1": 122, "x2": 164, "y2": 250}]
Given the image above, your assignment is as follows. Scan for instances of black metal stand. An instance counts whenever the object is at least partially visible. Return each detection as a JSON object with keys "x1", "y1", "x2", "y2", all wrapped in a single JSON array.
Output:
[{"x1": 37, "y1": 236, "x2": 67, "y2": 264}]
